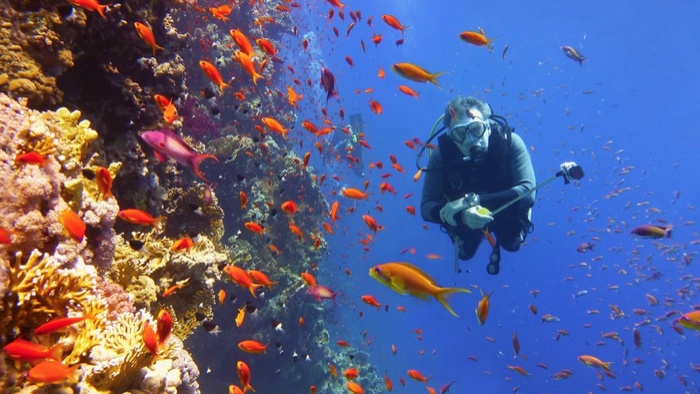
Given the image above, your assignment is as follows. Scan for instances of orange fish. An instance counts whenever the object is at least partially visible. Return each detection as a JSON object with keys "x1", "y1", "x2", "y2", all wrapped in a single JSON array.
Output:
[
  {"x1": 361, "y1": 295, "x2": 382, "y2": 309},
  {"x1": 248, "y1": 269, "x2": 277, "y2": 289},
  {"x1": 162, "y1": 278, "x2": 190, "y2": 298},
  {"x1": 369, "y1": 262, "x2": 470, "y2": 317},
  {"x1": 302, "y1": 151, "x2": 311, "y2": 168},
  {"x1": 362, "y1": 214, "x2": 380, "y2": 233},
  {"x1": 398, "y1": 85, "x2": 419, "y2": 98},
  {"x1": 143, "y1": 321, "x2": 159, "y2": 359},
  {"x1": 233, "y1": 50, "x2": 264, "y2": 85},
  {"x1": 237, "y1": 361, "x2": 255, "y2": 393},
  {"x1": 329, "y1": 201, "x2": 340, "y2": 222},
  {"x1": 235, "y1": 307, "x2": 246, "y2": 327},
  {"x1": 337, "y1": 340, "x2": 350, "y2": 347},
  {"x1": 94, "y1": 166, "x2": 114, "y2": 200},
  {"x1": 346, "y1": 382, "x2": 364, "y2": 394},
  {"x1": 218, "y1": 289, "x2": 226, "y2": 304},
  {"x1": 230, "y1": 29, "x2": 254, "y2": 56},
  {"x1": 239, "y1": 191, "x2": 248, "y2": 209},
  {"x1": 153, "y1": 94, "x2": 178, "y2": 124},
  {"x1": 118, "y1": 209, "x2": 164, "y2": 226},
  {"x1": 368, "y1": 99, "x2": 383, "y2": 115},
  {"x1": 134, "y1": 22, "x2": 164, "y2": 55},
  {"x1": 238, "y1": 340, "x2": 268, "y2": 354},
  {"x1": 156, "y1": 310, "x2": 172, "y2": 347},
  {"x1": 261, "y1": 117, "x2": 288, "y2": 139},
  {"x1": 3, "y1": 338, "x2": 62, "y2": 362},
  {"x1": 59, "y1": 208, "x2": 86, "y2": 242},
  {"x1": 377, "y1": 67, "x2": 385, "y2": 79},
  {"x1": 224, "y1": 265, "x2": 263, "y2": 297},
  {"x1": 287, "y1": 86, "x2": 303, "y2": 107},
  {"x1": 229, "y1": 385, "x2": 244, "y2": 394},
  {"x1": 384, "y1": 374, "x2": 393, "y2": 391},
  {"x1": 475, "y1": 289, "x2": 492, "y2": 326},
  {"x1": 281, "y1": 200, "x2": 297, "y2": 214},
  {"x1": 341, "y1": 187, "x2": 368, "y2": 200},
  {"x1": 244, "y1": 221, "x2": 264, "y2": 235},
  {"x1": 381, "y1": 14, "x2": 409, "y2": 35},
  {"x1": 301, "y1": 272, "x2": 317, "y2": 287},
  {"x1": 256, "y1": 38, "x2": 277, "y2": 56},
  {"x1": 26, "y1": 360, "x2": 81, "y2": 384},
  {"x1": 326, "y1": 0, "x2": 346, "y2": 10},
  {"x1": 15, "y1": 151, "x2": 48, "y2": 166},
  {"x1": 35, "y1": 314, "x2": 92, "y2": 336},
  {"x1": 459, "y1": 28, "x2": 495, "y2": 51},
  {"x1": 210, "y1": 4, "x2": 232, "y2": 22},
  {"x1": 578, "y1": 355, "x2": 612, "y2": 371},
  {"x1": 405, "y1": 205, "x2": 416, "y2": 216},
  {"x1": 301, "y1": 120, "x2": 319, "y2": 135},
  {"x1": 171, "y1": 236, "x2": 195, "y2": 251},
  {"x1": 392, "y1": 62, "x2": 445, "y2": 88},
  {"x1": 309, "y1": 385, "x2": 317, "y2": 394},
  {"x1": 329, "y1": 363, "x2": 338, "y2": 378},
  {"x1": 322, "y1": 222, "x2": 333, "y2": 234},
  {"x1": 69, "y1": 0, "x2": 109, "y2": 18},
  {"x1": 343, "y1": 367, "x2": 359, "y2": 380},
  {"x1": 199, "y1": 60, "x2": 231, "y2": 93},
  {"x1": 371, "y1": 33, "x2": 383, "y2": 46},
  {"x1": 407, "y1": 369, "x2": 431, "y2": 383},
  {"x1": 289, "y1": 223, "x2": 303, "y2": 239}
]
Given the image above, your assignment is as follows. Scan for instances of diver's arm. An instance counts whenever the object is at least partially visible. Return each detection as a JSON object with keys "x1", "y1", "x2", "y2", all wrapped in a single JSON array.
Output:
[
  {"x1": 479, "y1": 133, "x2": 536, "y2": 209},
  {"x1": 420, "y1": 152, "x2": 446, "y2": 223}
]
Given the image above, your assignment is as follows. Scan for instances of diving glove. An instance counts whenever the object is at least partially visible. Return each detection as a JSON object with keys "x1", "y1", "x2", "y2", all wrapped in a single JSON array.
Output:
[
  {"x1": 440, "y1": 193, "x2": 480, "y2": 226},
  {"x1": 462, "y1": 206, "x2": 494, "y2": 230}
]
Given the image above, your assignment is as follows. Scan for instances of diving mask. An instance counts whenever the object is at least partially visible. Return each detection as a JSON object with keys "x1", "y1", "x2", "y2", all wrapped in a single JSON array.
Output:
[{"x1": 449, "y1": 118, "x2": 489, "y2": 144}]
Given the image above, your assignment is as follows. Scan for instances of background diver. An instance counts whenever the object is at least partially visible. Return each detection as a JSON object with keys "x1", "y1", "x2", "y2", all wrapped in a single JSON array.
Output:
[
  {"x1": 329, "y1": 113, "x2": 365, "y2": 178},
  {"x1": 419, "y1": 96, "x2": 536, "y2": 275}
]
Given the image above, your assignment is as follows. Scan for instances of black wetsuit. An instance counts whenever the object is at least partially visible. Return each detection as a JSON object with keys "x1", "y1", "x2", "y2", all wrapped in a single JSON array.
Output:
[{"x1": 420, "y1": 123, "x2": 536, "y2": 260}]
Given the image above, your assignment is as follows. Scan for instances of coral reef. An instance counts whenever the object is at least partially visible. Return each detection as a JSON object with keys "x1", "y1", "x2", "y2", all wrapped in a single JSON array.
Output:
[{"x1": 0, "y1": 93, "x2": 201, "y2": 393}]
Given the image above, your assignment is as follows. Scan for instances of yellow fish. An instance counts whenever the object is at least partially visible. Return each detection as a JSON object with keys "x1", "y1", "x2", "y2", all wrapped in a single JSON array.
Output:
[{"x1": 369, "y1": 262, "x2": 470, "y2": 317}]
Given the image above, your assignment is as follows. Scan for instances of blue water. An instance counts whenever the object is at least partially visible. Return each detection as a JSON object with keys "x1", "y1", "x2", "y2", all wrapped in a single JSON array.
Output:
[{"x1": 191, "y1": 1, "x2": 700, "y2": 392}]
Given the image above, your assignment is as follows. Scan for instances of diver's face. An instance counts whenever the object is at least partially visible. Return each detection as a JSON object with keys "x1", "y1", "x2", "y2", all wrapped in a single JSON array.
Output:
[{"x1": 449, "y1": 110, "x2": 491, "y2": 155}]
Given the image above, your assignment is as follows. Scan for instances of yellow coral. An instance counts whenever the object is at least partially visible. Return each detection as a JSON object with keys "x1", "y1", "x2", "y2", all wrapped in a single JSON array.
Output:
[
  {"x1": 1, "y1": 250, "x2": 95, "y2": 338},
  {"x1": 44, "y1": 107, "x2": 98, "y2": 175}
]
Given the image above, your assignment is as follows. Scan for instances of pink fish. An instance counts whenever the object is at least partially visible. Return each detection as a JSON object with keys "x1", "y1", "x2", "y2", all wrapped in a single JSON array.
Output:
[
  {"x1": 140, "y1": 128, "x2": 218, "y2": 182},
  {"x1": 576, "y1": 242, "x2": 594, "y2": 253},
  {"x1": 307, "y1": 285, "x2": 337, "y2": 304},
  {"x1": 320, "y1": 67, "x2": 338, "y2": 103}
]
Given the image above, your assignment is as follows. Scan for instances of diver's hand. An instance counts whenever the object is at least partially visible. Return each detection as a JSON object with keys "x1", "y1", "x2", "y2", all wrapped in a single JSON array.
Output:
[
  {"x1": 439, "y1": 197, "x2": 469, "y2": 226},
  {"x1": 462, "y1": 206, "x2": 494, "y2": 229}
]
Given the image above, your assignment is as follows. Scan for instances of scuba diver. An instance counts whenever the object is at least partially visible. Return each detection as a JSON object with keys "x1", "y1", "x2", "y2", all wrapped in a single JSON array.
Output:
[
  {"x1": 419, "y1": 96, "x2": 536, "y2": 275},
  {"x1": 329, "y1": 113, "x2": 365, "y2": 177}
]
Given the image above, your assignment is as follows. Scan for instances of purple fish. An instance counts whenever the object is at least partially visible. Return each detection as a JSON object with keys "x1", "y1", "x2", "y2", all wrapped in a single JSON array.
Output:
[
  {"x1": 320, "y1": 67, "x2": 338, "y2": 103},
  {"x1": 630, "y1": 224, "x2": 672, "y2": 239},
  {"x1": 306, "y1": 285, "x2": 337, "y2": 304},
  {"x1": 140, "y1": 128, "x2": 219, "y2": 182}
]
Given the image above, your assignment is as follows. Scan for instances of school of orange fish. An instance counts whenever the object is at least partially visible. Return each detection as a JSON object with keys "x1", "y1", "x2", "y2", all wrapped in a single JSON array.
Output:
[{"x1": 2, "y1": 0, "x2": 699, "y2": 392}]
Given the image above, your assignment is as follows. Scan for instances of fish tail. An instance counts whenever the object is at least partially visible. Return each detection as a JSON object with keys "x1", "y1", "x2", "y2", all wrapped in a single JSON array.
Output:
[
  {"x1": 429, "y1": 72, "x2": 447, "y2": 90},
  {"x1": 49, "y1": 344, "x2": 63, "y2": 361},
  {"x1": 67, "y1": 363, "x2": 82, "y2": 383},
  {"x1": 243, "y1": 383, "x2": 256, "y2": 393},
  {"x1": 190, "y1": 154, "x2": 219, "y2": 182},
  {"x1": 220, "y1": 82, "x2": 232, "y2": 92},
  {"x1": 435, "y1": 287, "x2": 471, "y2": 317},
  {"x1": 664, "y1": 225, "x2": 673, "y2": 238},
  {"x1": 252, "y1": 72, "x2": 265, "y2": 85},
  {"x1": 97, "y1": 4, "x2": 110, "y2": 18},
  {"x1": 249, "y1": 283, "x2": 264, "y2": 298}
]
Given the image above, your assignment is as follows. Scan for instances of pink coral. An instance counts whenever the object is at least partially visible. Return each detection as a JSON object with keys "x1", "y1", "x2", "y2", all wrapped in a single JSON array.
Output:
[{"x1": 94, "y1": 277, "x2": 135, "y2": 321}]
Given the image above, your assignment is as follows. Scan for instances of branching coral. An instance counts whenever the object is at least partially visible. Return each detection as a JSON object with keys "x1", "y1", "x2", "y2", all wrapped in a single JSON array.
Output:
[{"x1": 1, "y1": 250, "x2": 95, "y2": 339}]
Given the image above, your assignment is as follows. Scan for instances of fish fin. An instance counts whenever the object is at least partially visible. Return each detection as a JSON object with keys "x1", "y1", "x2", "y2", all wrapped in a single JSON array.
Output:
[
  {"x1": 388, "y1": 276, "x2": 408, "y2": 295},
  {"x1": 435, "y1": 287, "x2": 471, "y2": 318},
  {"x1": 153, "y1": 149, "x2": 168, "y2": 163},
  {"x1": 664, "y1": 226, "x2": 673, "y2": 238},
  {"x1": 67, "y1": 363, "x2": 82, "y2": 383},
  {"x1": 190, "y1": 154, "x2": 219, "y2": 182},
  {"x1": 248, "y1": 283, "x2": 264, "y2": 298}
]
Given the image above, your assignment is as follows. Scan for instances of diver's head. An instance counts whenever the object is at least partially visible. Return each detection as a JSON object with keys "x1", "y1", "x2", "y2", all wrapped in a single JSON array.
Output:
[{"x1": 444, "y1": 97, "x2": 492, "y2": 157}]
